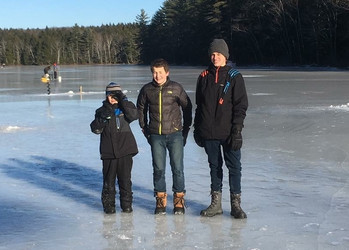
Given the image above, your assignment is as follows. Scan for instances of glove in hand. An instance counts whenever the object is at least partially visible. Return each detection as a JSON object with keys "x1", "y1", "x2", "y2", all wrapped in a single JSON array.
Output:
[
  {"x1": 99, "y1": 110, "x2": 113, "y2": 121},
  {"x1": 142, "y1": 127, "x2": 151, "y2": 145},
  {"x1": 193, "y1": 130, "x2": 204, "y2": 147},
  {"x1": 113, "y1": 91, "x2": 126, "y2": 102},
  {"x1": 229, "y1": 125, "x2": 243, "y2": 151},
  {"x1": 182, "y1": 127, "x2": 190, "y2": 146}
]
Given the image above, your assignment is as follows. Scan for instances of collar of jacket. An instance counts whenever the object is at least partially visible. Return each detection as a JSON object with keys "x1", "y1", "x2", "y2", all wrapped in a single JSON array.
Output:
[
  {"x1": 208, "y1": 63, "x2": 231, "y2": 73},
  {"x1": 208, "y1": 64, "x2": 231, "y2": 83},
  {"x1": 152, "y1": 77, "x2": 170, "y2": 87}
]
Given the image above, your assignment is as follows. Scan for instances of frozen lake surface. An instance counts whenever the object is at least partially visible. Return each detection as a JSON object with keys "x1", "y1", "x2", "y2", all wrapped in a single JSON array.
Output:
[{"x1": 1, "y1": 65, "x2": 349, "y2": 249}]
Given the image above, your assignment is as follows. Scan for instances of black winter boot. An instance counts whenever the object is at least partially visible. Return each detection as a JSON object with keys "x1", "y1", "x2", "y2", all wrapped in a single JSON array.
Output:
[
  {"x1": 230, "y1": 193, "x2": 247, "y2": 219},
  {"x1": 200, "y1": 191, "x2": 223, "y2": 217},
  {"x1": 101, "y1": 189, "x2": 116, "y2": 214},
  {"x1": 120, "y1": 199, "x2": 133, "y2": 213},
  {"x1": 120, "y1": 190, "x2": 133, "y2": 213}
]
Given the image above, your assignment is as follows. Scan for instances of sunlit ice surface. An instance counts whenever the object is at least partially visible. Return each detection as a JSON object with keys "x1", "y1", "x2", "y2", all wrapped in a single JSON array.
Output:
[{"x1": 1, "y1": 65, "x2": 349, "y2": 249}]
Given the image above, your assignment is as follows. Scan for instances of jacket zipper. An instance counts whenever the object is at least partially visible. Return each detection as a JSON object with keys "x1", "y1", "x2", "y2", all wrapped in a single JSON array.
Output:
[
  {"x1": 115, "y1": 109, "x2": 121, "y2": 130},
  {"x1": 215, "y1": 66, "x2": 220, "y2": 83},
  {"x1": 159, "y1": 86, "x2": 162, "y2": 134},
  {"x1": 116, "y1": 116, "x2": 120, "y2": 130},
  {"x1": 214, "y1": 66, "x2": 222, "y2": 118}
]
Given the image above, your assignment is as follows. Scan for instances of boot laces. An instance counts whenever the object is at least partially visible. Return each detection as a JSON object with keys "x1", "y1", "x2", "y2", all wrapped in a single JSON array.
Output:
[
  {"x1": 174, "y1": 195, "x2": 185, "y2": 208},
  {"x1": 156, "y1": 196, "x2": 166, "y2": 208},
  {"x1": 205, "y1": 193, "x2": 219, "y2": 209}
]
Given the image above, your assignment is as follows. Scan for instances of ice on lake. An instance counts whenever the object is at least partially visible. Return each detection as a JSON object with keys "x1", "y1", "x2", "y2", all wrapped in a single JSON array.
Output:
[{"x1": 1, "y1": 65, "x2": 349, "y2": 249}]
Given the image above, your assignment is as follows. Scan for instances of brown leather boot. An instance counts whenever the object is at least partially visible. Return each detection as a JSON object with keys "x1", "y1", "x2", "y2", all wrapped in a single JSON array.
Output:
[
  {"x1": 155, "y1": 192, "x2": 167, "y2": 214},
  {"x1": 173, "y1": 192, "x2": 185, "y2": 215}
]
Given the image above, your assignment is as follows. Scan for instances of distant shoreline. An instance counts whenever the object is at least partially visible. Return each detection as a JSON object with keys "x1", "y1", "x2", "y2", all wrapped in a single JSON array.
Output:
[{"x1": 2, "y1": 64, "x2": 348, "y2": 72}]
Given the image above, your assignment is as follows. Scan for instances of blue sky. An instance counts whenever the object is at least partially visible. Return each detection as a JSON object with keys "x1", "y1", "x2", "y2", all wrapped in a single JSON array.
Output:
[{"x1": 0, "y1": 0, "x2": 164, "y2": 29}]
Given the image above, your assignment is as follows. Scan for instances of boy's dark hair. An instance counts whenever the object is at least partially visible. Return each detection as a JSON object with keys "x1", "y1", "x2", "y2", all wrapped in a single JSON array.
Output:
[{"x1": 150, "y1": 58, "x2": 169, "y2": 73}]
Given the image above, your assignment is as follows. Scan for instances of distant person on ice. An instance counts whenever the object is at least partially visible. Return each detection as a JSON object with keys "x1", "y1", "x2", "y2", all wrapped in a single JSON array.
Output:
[
  {"x1": 90, "y1": 82, "x2": 138, "y2": 214},
  {"x1": 137, "y1": 58, "x2": 192, "y2": 215},
  {"x1": 53, "y1": 63, "x2": 58, "y2": 79},
  {"x1": 193, "y1": 38, "x2": 248, "y2": 219},
  {"x1": 43, "y1": 65, "x2": 51, "y2": 79}
]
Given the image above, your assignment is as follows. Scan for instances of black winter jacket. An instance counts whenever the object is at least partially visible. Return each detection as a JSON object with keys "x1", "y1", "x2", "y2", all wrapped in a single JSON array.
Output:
[
  {"x1": 194, "y1": 63, "x2": 248, "y2": 140},
  {"x1": 137, "y1": 78, "x2": 192, "y2": 135},
  {"x1": 90, "y1": 99, "x2": 138, "y2": 159}
]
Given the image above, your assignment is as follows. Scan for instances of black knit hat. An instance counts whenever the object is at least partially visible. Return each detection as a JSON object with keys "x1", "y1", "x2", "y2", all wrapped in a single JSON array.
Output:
[
  {"x1": 106, "y1": 82, "x2": 121, "y2": 96},
  {"x1": 208, "y1": 39, "x2": 229, "y2": 59}
]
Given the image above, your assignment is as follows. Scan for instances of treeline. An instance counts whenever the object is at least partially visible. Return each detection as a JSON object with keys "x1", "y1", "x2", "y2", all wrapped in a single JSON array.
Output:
[
  {"x1": 1, "y1": 0, "x2": 349, "y2": 67},
  {"x1": 0, "y1": 24, "x2": 140, "y2": 65}
]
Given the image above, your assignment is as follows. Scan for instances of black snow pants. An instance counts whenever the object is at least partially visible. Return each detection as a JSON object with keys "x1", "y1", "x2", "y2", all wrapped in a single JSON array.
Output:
[{"x1": 102, "y1": 155, "x2": 133, "y2": 210}]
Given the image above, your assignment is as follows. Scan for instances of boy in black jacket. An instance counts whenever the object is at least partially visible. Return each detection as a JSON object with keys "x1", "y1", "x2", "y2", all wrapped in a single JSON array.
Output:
[
  {"x1": 90, "y1": 82, "x2": 138, "y2": 214},
  {"x1": 194, "y1": 39, "x2": 248, "y2": 219}
]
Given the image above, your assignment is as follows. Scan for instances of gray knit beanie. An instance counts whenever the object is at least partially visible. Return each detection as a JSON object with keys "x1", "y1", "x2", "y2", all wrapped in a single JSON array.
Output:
[
  {"x1": 106, "y1": 82, "x2": 121, "y2": 96},
  {"x1": 208, "y1": 39, "x2": 229, "y2": 59}
]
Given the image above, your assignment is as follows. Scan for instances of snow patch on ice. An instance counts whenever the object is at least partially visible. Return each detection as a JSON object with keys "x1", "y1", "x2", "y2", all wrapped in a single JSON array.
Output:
[
  {"x1": 36, "y1": 91, "x2": 103, "y2": 97},
  {"x1": 252, "y1": 93, "x2": 276, "y2": 96},
  {"x1": 329, "y1": 103, "x2": 349, "y2": 111},
  {"x1": 245, "y1": 75, "x2": 266, "y2": 78},
  {"x1": 304, "y1": 223, "x2": 320, "y2": 228},
  {"x1": 293, "y1": 211, "x2": 305, "y2": 216},
  {"x1": 0, "y1": 125, "x2": 34, "y2": 133},
  {"x1": 0, "y1": 88, "x2": 18, "y2": 92},
  {"x1": 117, "y1": 234, "x2": 132, "y2": 240},
  {"x1": 259, "y1": 225, "x2": 268, "y2": 231}
]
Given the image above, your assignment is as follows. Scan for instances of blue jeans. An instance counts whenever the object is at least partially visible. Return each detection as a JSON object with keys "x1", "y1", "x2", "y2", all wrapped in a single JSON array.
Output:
[
  {"x1": 150, "y1": 131, "x2": 185, "y2": 194},
  {"x1": 204, "y1": 140, "x2": 242, "y2": 194}
]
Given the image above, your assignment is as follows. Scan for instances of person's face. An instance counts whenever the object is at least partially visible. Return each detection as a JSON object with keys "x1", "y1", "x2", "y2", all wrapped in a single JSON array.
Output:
[
  {"x1": 152, "y1": 66, "x2": 169, "y2": 86},
  {"x1": 210, "y1": 52, "x2": 226, "y2": 67},
  {"x1": 107, "y1": 95, "x2": 118, "y2": 104}
]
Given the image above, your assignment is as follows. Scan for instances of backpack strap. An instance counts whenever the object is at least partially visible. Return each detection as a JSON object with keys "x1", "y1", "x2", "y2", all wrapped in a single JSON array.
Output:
[
  {"x1": 218, "y1": 69, "x2": 240, "y2": 105},
  {"x1": 228, "y1": 68, "x2": 240, "y2": 78}
]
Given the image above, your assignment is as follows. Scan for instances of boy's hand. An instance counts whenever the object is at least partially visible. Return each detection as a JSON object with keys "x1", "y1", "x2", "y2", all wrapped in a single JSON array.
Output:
[
  {"x1": 99, "y1": 110, "x2": 113, "y2": 121},
  {"x1": 182, "y1": 127, "x2": 190, "y2": 146},
  {"x1": 113, "y1": 91, "x2": 126, "y2": 102},
  {"x1": 228, "y1": 125, "x2": 243, "y2": 151},
  {"x1": 142, "y1": 127, "x2": 151, "y2": 145},
  {"x1": 193, "y1": 130, "x2": 204, "y2": 147}
]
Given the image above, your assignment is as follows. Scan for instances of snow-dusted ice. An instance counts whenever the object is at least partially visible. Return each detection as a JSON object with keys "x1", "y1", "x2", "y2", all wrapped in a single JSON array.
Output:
[{"x1": 1, "y1": 65, "x2": 349, "y2": 250}]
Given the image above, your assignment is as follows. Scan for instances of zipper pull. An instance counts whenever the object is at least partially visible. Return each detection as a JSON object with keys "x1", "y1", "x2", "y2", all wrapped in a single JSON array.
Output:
[{"x1": 116, "y1": 117, "x2": 120, "y2": 130}]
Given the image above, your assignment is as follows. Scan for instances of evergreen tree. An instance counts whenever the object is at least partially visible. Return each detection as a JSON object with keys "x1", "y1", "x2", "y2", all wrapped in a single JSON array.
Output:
[{"x1": 0, "y1": 0, "x2": 348, "y2": 66}]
